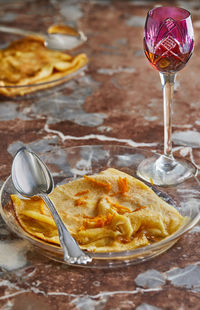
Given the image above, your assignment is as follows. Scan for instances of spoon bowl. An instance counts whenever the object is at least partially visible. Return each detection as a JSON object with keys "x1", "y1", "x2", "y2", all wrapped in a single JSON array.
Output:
[
  {"x1": 0, "y1": 25, "x2": 87, "y2": 51},
  {"x1": 11, "y1": 147, "x2": 92, "y2": 265},
  {"x1": 11, "y1": 147, "x2": 53, "y2": 196}
]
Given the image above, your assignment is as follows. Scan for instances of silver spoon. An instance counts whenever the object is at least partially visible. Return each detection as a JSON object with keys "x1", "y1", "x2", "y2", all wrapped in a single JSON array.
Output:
[
  {"x1": 0, "y1": 25, "x2": 87, "y2": 50},
  {"x1": 11, "y1": 147, "x2": 92, "y2": 265}
]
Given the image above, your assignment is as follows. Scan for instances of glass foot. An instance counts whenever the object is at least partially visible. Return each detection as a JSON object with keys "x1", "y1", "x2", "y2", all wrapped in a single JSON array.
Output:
[{"x1": 137, "y1": 154, "x2": 197, "y2": 186}]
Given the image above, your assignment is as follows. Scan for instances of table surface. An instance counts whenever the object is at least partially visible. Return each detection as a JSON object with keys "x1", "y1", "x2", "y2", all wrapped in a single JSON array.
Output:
[{"x1": 0, "y1": 0, "x2": 200, "y2": 309}]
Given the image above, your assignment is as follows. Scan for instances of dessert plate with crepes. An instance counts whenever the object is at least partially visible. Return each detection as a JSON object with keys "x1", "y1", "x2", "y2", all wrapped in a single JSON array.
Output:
[
  {"x1": 0, "y1": 29, "x2": 88, "y2": 97},
  {"x1": 0, "y1": 145, "x2": 199, "y2": 268}
]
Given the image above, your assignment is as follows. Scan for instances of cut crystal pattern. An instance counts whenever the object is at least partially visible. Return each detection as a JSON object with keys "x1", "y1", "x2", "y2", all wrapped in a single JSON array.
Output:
[
  {"x1": 165, "y1": 18, "x2": 176, "y2": 31},
  {"x1": 160, "y1": 36, "x2": 176, "y2": 51}
]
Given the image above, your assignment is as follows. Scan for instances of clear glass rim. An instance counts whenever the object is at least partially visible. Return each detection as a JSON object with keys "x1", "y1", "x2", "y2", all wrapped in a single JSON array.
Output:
[{"x1": 0, "y1": 64, "x2": 86, "y2": 89}]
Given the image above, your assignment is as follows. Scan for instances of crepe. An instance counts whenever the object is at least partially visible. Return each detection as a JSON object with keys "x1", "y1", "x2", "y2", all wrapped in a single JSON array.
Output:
[
  {"x1": 11, "y1": 168, "x2": 186, "y2": 253},
  {"x1": 0, "y1": 37, "x2": 88, "y2": 96}
]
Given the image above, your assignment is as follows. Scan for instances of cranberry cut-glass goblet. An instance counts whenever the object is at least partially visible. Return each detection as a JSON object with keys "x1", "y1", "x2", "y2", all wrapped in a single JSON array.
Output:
[{"x1": 137, "y1": 6, "x2": 196, "y2": 186}]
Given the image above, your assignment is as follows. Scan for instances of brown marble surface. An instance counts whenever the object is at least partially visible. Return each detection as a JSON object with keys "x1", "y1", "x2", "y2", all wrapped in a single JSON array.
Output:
[{"x1": 0, "y1": 0, "x2": 200, "y2": 309}]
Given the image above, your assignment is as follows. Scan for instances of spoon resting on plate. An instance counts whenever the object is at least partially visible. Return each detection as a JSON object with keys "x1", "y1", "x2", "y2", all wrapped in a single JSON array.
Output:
[
  {"x1": 11, "y1": 147, "x2": 92, "y2": 265},
  {"x1": 0, "y1": 24, "x2": 87, "y2": 50}
]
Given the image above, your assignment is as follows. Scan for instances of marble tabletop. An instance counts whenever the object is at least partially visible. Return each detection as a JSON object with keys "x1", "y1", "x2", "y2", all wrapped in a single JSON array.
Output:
[{"x1": 0, "y1": 0, "x2": 200, "y2": 309}]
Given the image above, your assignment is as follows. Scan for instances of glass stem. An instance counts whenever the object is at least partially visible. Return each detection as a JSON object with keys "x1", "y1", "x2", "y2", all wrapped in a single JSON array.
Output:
[{"x1": 159, "y1": 72, "x2": 176, "y2": 158}]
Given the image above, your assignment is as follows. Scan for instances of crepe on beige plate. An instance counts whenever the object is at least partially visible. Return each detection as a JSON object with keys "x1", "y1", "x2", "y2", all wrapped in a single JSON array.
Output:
[
  {"x1": 11, "y1": 168, "x2": 186, "y2": 253},
  {"x1": 0, "y1": 37, "x2": 88, "y2": 96}
]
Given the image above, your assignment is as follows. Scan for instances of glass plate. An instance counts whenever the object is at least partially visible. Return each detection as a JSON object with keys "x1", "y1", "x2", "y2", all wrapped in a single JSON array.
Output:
[
  {"x1": 0, "y1": 145, "x2": 200, "y2": 269},
  {"x1": 0, "y1": 33, "x2": 87, "y2": 98},
  {"x1": 0, "y1": 65, "x2": 86, "y2": 98}
]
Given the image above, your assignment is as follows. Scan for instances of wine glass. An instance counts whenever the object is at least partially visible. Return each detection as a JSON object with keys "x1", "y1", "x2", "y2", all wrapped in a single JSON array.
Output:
[{"x1": 137, "y1": 6, "x2": 197, "y2": 186}]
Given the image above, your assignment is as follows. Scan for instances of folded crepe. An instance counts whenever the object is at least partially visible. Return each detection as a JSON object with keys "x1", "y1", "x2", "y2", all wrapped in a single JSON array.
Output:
[
  {"x1": 0, "y1": 37, "x2": 88, "y2": 96},
  {"x1": 11, "y1": 168, "x2": 186, "y2": 253}
]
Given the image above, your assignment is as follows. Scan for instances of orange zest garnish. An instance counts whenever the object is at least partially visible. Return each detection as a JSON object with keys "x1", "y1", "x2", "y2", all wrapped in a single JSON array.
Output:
[
  {"x1": 106, "y1": 197, "x2": 132, "y2": 214},
  {"x1": 75, "y1": 196, "x2": 88, "y2": 206},
  {"x1": 110, "y1": 177, "x2": 129, "y2": 196},
  {"x1": 75, "y1": 190, "x2": 90, "y2": 196},
  {"x1": 106, "y1": 197, "x2": 146, "y2": 214},
  {"x1": 118, "y1": 177, "x2": 129, "y2": 194},
  {"x1": 84, "y1": 175, "x2": 111, "y2": 192},
  {"x1": 112, "y1": 203, "x2": 132, "y2": 214},
  {"x1": 133, "y1": 206, "x2": 146, "y2": 212},
  {"x1": 82, "y1": 213, "x2": 113, "y2": 229}
]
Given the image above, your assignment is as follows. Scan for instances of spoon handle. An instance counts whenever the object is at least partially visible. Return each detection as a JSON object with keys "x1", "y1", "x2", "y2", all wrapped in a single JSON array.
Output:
[
  {"x1": 40, "y1": 193, "x2": 92, "y2": 265},
  {"x1": 0, "y1": 25, "x2": 45, "y2": 40}
]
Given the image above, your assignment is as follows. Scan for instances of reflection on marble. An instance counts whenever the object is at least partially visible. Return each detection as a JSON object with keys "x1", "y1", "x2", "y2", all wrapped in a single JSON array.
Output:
[
  {"x1": 0, "y1": 240, "x2": 29, "y2": 271},
  {"x1": 136, "y1": 304, "x2": 163, "y2": 310},
  {"x1": 97, "y1": 67, "x2": 136, "y2": 75},
  {"x1": 166, "y1": 264, "x2": 200, "y2": 292},
  {"x1": 172, "y1": 130, "x2": 200, "y2": 148},
  {"x1": 135, "y1": 270, "x2": 166, "y2": 289}
]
